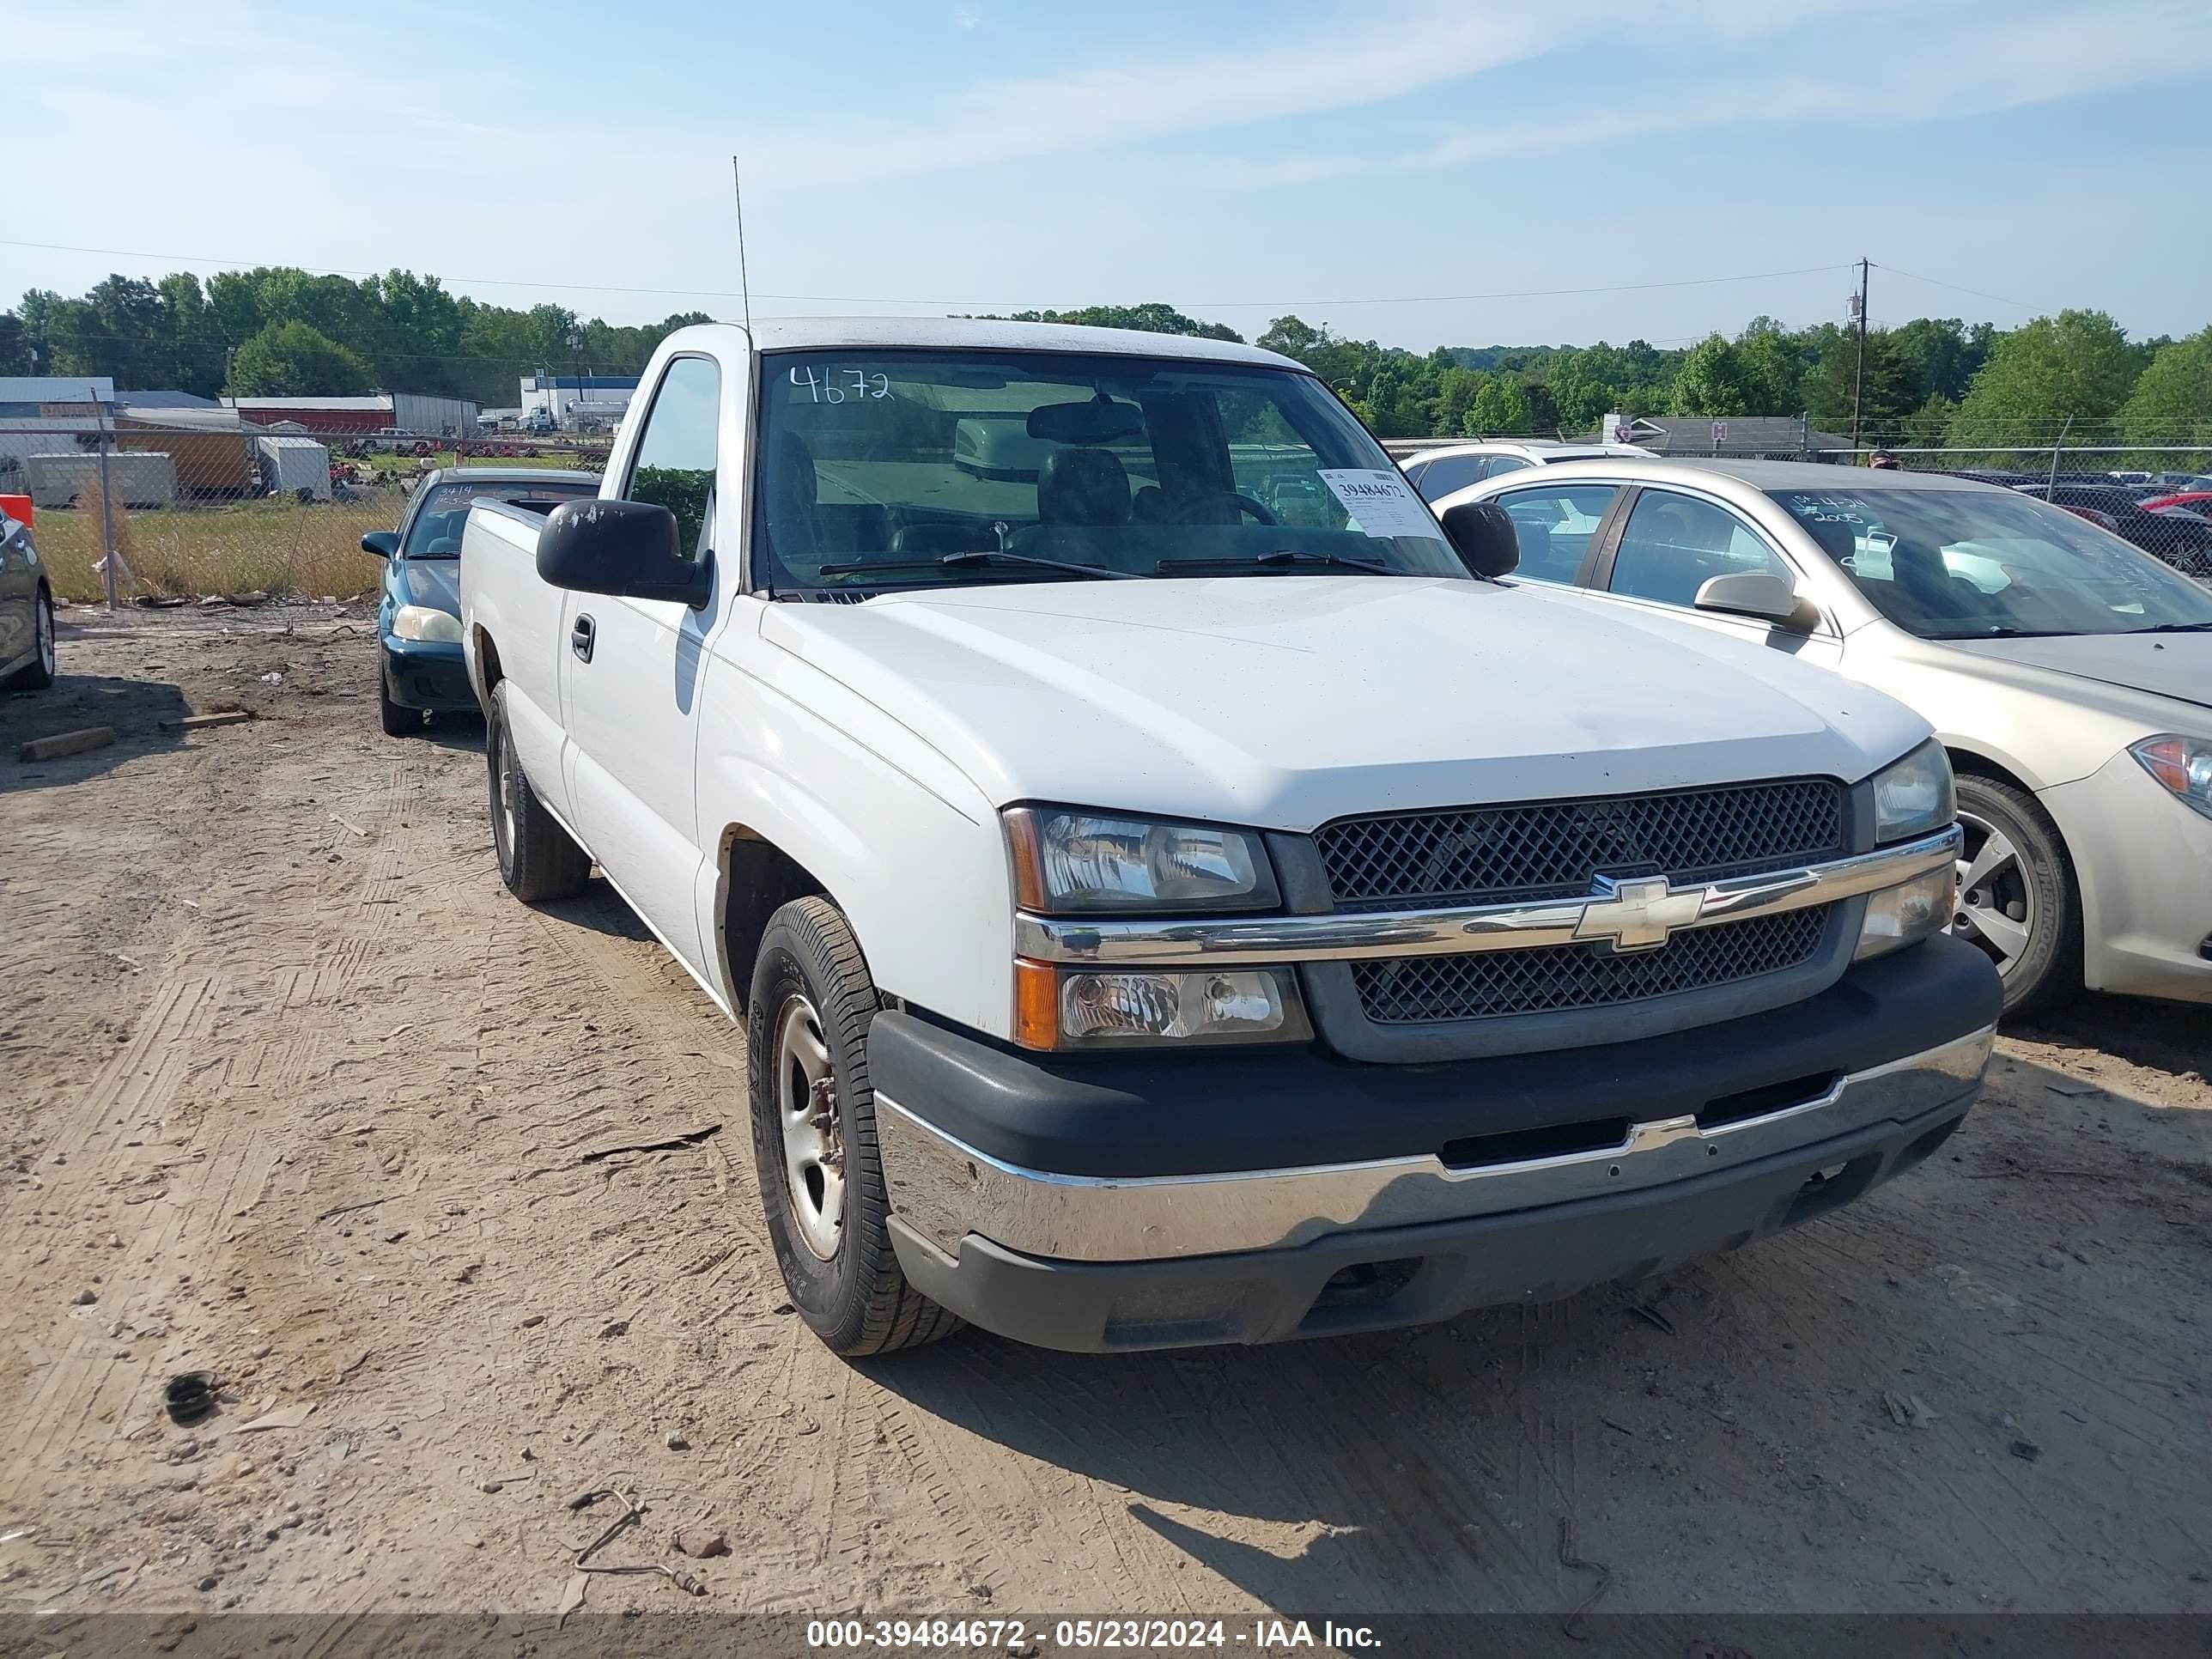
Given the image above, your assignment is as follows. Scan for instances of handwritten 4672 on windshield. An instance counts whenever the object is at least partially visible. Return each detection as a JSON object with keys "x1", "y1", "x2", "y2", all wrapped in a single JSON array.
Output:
[{"x1": 790, "y1": 366, "x2": 892, "y2": 404}]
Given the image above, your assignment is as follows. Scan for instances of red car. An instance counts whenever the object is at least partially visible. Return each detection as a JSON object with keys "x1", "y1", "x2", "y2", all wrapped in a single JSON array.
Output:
[{"x1": 2140, "y1": 489, "x2": 2212, "y2": 515}]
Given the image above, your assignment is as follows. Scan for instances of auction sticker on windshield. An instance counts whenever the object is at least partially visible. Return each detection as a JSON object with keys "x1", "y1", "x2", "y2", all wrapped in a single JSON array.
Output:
[{"x1": 1317, "y1": 469, "x2": 1437, "y2": 539}]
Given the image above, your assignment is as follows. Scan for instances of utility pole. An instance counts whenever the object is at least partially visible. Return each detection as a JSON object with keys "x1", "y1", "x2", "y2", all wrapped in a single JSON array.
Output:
[{"x1": 1850, "y1": 257, "x2": 1869, "y2": 454}]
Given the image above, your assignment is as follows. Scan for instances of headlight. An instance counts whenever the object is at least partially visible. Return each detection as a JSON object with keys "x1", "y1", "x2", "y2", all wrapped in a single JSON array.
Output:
[
  {"x1": 392, "y1": 604, "x2": 462, "y2": 644},
  {"x1": 2130, "y1": 734, "x2": 2212, "y2": 822},
  {"x1": 1004, "y1": 806, "x2": 1279, "y2": 915},
  {"x1": 1013, "y1": 962, "x2": 1310, "y2": 1049},
  {"x1": 1871, "y1": 739, "x2": 1955, "y2": 843},
  {"x1": 1854, "y1": 865, "x2": 1954, "y2": 961}
]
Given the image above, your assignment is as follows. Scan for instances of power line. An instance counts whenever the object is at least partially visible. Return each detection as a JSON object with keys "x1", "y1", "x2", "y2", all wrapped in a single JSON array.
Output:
[
  {"x1": 0, "y1": 234, "x2": 1849, "y2": 313},
  {"x1": 1871, "y1": 263, "x2": 2042, "y2": 314}
]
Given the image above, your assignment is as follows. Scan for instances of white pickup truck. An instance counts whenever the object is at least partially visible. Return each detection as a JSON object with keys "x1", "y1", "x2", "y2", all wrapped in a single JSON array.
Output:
[{"x1": 459, "y1": 318, "x2": 1998, "y2": 1357}]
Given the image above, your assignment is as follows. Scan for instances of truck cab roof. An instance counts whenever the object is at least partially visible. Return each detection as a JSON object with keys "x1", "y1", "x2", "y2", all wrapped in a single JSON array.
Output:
[{"x1": 667, "y1": 317, "x2": 1304, "y2": 371}]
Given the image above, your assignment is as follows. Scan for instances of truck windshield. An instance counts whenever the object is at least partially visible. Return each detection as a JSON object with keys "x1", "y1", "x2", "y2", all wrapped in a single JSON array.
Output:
[
  {"x1": 1769, "y1": 485, "x2": 2212, "y2": 639},
  {"x1": 751, "y1": 349, "x2": 1463, "y2": 592}
]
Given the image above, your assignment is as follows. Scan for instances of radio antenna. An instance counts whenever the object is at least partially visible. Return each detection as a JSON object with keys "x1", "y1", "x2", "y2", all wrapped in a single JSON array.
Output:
[{"x1": 729, "y1": 155, "x2": 754, "y2": 334}]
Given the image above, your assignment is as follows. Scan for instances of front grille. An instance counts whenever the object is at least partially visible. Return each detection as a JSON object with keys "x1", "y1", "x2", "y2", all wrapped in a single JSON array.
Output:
[
  {"x1": 1350, "y1": 906, "x2": 1832, "y2": 1025},
  {"x1": 1315, "y1": 779, "x2": 1845, "y2": 912}
]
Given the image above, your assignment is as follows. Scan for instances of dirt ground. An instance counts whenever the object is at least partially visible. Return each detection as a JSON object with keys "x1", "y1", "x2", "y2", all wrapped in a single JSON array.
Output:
[{"x1": 2, "y1": 605, "x2": 2208, "y2": 1626}]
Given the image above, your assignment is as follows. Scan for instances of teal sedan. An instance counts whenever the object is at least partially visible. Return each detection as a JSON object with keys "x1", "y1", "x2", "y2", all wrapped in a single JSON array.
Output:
[{"x1": 363, "y1": 468, "x2": 599, "y2": 735}]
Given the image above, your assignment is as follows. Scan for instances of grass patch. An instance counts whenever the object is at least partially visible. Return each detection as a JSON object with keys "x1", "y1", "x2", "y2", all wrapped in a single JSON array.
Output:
[{"x1": 37, "y1": 496, "x2": 395, "y2": 602}]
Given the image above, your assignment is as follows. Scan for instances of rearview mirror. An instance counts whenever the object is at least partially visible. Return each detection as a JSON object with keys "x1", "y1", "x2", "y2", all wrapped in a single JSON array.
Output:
[
  {"x1": 536, "y1": 499, "x2": 713, "y2": 609},
  {"x1": 1027, "y1": 398, "x2": 1146, "y2": 445},
  {"x1": 361, "y1": 531, "x2": 398, "y2": 559},
  {"x1": 1694, "y1": 569, "x2": 1809, "y2": 630},
  {"x1": 1438, "y1": 500, "x2": 1520, "y2": 579}
]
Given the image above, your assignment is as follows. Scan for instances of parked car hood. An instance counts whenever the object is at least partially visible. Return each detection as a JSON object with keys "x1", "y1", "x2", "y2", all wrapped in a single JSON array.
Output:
[
  {"x1": 402, "y1": 559, "x2": 461, "y2": 614},
  {"x1": 761, "y1": 577, "x2": 1928, "y2": 828},
  {"x1": 1947, "y1": 633, "x2": 2212, "y2": 714}
]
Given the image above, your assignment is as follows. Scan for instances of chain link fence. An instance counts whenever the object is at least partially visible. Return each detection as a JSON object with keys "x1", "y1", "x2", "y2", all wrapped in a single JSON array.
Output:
[{"x1": 1, "y1": 419, "x2": 609, "y2": 605}]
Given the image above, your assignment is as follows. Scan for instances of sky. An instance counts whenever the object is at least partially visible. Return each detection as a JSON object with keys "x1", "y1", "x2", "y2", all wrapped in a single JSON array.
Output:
[{"x1": 6, "y1": 0, "x2": 2211, "y2": 352}]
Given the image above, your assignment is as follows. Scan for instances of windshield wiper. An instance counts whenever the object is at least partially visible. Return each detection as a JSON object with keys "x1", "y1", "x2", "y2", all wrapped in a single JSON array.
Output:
[
  {"x1": 1155, "y1": 548, "x2": 1398, "y2": 575},
  {"x1": 2121, "y1": 621, "x2": 2212, "y2": 634},
  {"x1": 816, "y1": 550, "x2": 1139, "y2": 581},
  {"x1": 1925, "y1": 625, "x2": 2065, "y2": 640}
]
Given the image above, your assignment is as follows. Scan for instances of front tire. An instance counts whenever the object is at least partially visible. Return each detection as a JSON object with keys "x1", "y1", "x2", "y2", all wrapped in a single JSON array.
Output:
[
  {"x1": 486, "y1": 680, "x2": 590, "y2": 902},
  {"x1": 1952, "y1": 773, "x2": 2082, "y2": 1019},
  {"x1": 6, "y1": 586, "x2": 55, "y2": 690},
  {"x1": 747, "y1": 896, "x2": 960, "y2": 1358}
]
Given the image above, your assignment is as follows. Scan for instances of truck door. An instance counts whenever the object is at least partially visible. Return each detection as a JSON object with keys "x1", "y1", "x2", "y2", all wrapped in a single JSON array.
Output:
[{"x1": 557, "y1": 354, "x2": 727, "y2": 971}]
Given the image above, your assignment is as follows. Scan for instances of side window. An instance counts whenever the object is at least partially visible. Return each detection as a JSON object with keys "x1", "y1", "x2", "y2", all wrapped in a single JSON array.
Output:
[
  {"x1": 1411, "y1": 454, "x2": 1490, "y2": 501},
  {"x1": 1492, "y1": 484, "x2": 1620, "y2": 585},
  {"x1": 1608, "y1": 489, "x2": 1792, "y2": 609},
  {"x1": 1486, "y1": 456, "x2": 1534, "y2": 477},
  {"x1": 624, "y1": 356, "x2": 720, "y2": 559}
]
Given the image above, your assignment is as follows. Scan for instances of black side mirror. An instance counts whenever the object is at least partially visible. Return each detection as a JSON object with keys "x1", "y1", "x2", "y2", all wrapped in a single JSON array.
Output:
[
  {"x1": 536, "y1": 499, "x2": 713, "y2": 609},
  {"x1": 1438, "y1": 500, "x2": 1520, "y2": 579},
  {"x1": 361, "y1": 531, "x2": 398, "y2": 559}
]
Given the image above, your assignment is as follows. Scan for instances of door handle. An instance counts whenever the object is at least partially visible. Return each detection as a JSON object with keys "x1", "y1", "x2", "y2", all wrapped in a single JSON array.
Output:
[{"x1": 571, "y1": 614, "x2": 596, "y2": 662}]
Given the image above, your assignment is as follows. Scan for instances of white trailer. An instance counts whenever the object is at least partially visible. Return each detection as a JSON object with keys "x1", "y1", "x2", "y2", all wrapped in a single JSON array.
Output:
[
  {"x1": 255, "y1": 434, "x2": 333, "y2": 500},
  {"x1": 26, "y1": 451, "x2": 179, "y2": 509}
]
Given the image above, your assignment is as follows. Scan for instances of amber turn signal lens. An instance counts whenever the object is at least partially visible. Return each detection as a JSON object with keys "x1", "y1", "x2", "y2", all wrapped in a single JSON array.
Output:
[{"x1": 1012, "y1": 957, "x2": 1060, "y2": 1050}]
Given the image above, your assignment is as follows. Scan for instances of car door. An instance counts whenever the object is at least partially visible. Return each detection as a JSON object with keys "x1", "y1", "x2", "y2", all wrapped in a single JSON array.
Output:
[
  {"x1": 1583, "y1": 485, "x2": 1842, "y2": 668},
  {"x1": 559, "y1": 354, "x2": 728, "y2": 969},
  {"x1": 1486, "y1": 482, "x2": 1625, "y2": 587}
]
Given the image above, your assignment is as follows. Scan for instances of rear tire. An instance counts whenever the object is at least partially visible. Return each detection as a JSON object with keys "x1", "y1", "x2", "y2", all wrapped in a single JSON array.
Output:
[
  {"x1": 7, "y1": 586, "x2": 55, "y2": 690},
  {"x1": 378, "y1": 650, "x2": 416, "y2": 735},
  {"x1": 1951, "y1": 773, "x2": 2081, "y2": 1019},
  {"x1": 487, "y1": 680, "x2": 589, "y2": 902},
  {"x1": 748, "y1": 896, "x2": 961, "y2": 1358}
]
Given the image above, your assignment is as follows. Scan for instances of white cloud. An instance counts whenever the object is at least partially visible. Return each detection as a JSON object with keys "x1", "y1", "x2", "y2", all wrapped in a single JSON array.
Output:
[{"x1": 1206, "y1": 0, "x2": 2212, "y2": 185}]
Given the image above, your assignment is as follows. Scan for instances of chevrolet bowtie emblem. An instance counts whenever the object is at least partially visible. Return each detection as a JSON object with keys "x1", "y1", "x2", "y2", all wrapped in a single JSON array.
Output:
[{"x1": 1572, "y1": 874, "x2": 1706, "y2": 953}]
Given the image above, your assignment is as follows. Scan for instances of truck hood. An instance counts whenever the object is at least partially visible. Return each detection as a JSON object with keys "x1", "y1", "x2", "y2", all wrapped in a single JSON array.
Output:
[
  {"x1": 1945, "y1": 632, "x2": 2211, "y2": 713},
  {"x1": 762, "y1": 577, "x2": 1929, "y2": 828}
]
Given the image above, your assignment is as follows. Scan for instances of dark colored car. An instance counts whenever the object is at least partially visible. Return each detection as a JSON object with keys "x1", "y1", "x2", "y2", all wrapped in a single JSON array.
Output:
[
  {"x1": 363, "y1": 468, "x2": 599, "y2": 734},
  {"x1": 0, "y1": 507, "x2": 56, "y2": 692},
  {"x1": 2017, "y1": 484, "x2": 2212, "y2": 579}
]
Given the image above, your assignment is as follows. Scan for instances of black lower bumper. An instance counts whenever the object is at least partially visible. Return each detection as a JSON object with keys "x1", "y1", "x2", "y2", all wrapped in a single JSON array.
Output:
[
  {"x1": 871, "y1": 935, "x2": 2002, "y2": 1179},
  {"x1": 887, "y1": 1091, "x2": 1973, "y2": 1352},
  {"x1": 382, "y1": 643, "x2": 477, "y2": 713}
]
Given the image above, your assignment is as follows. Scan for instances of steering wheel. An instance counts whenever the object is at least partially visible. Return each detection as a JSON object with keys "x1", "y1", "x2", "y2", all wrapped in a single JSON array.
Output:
[{"x1": 1161, "y1": 489, "x2": 1278, "y2": 526}]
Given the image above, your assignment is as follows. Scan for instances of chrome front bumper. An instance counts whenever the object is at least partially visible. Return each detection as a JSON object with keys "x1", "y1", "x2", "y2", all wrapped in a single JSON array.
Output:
[{"x1": 877, "y1": 1023, "x2": 1995, "y2": 1264}]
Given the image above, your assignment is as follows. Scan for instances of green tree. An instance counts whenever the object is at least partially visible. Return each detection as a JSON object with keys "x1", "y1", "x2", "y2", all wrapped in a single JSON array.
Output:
[
  {"x1": 988, "y1": 301, "x2": 1240, "y2": 343},
  {"x1": 1887, "y1": 317, "x2": 1991, "y2": 404},
  {"x1": 0, "y1": 311, "x2": 29, "y2": 375},
  {"x1": 1432, "y1": 366, "x2": 1483, "y2": 434},
  {"x1": 2119, "y1": 327, "x2": 2212, "y2": 444},
  {"x1": 224, "y1": 320, "x2": 373, "y2": 396},
  {"x1": 1544, "y1": 357, "x2": 1620, "y2": 432},
  {"x1": 1668, "y1": 335, "x2": 1758, "y2": 416},
  {"x1": 1802, "y1": 329, "x2": 1925, "y2": 441},
  {"x1": 1949, "y1": 309, "x2": 2142, "y2": 444},
  {"x1": 1463, "y1": 375, "x2": 1532, "y2": 434}
]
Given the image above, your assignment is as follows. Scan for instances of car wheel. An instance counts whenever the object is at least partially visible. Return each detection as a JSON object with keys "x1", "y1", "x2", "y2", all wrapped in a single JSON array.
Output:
[
  {"x1": 486, "y1": 680, "x2": 589, "y2": 902},
  {"x1": 6, "y1": 586, "x2": 55, "y2": 690},
  {"x1": 378, "y1": 650, "x2": 417, "y2": 735},
  {"x1": 748, "y1": 896, "x2": 961, "y2": 1358},
  {"x1": 1951, "y1": 774, "x2": 2082, "y2": 1019}
]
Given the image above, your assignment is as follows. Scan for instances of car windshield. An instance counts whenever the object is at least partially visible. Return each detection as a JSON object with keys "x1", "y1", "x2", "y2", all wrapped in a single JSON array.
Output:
[
  {"x1": 402, "y1": 477, "x2": 598, "y2": 556},
  {"x1": 751, "y1": 349, "x2": 1464, "y2": 592},
  {"x1": 1768, "y1": 486, "x2": 2212, "y2": 639}
]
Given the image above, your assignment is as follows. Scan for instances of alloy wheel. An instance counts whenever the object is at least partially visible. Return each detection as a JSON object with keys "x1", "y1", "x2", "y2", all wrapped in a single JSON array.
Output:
[{"x1": 1953, "y1": 807, "x2": 2036, "y2": 976}]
